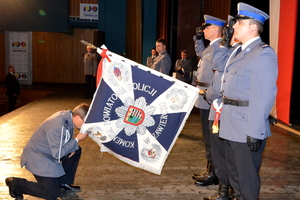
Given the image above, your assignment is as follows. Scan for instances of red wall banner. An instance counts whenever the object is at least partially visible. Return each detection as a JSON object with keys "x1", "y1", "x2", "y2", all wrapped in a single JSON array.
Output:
[{"x1": 276, "y1": 0, "x2": 298, "y2": 124}]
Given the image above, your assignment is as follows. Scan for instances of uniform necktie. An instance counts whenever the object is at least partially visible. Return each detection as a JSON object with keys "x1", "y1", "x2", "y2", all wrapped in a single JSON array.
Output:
[{"x1": 234, "y1": 46, "x2": 242, "y2": 57}]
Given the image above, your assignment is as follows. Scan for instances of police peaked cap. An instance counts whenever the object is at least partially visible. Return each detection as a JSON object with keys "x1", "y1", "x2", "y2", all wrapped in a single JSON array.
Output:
[
  {"x1": 236, "y1": 2, "x2": 269, "y2": 24},
  {"x1": 203, "y1": 15, "x2": 226, "y2": 27}
]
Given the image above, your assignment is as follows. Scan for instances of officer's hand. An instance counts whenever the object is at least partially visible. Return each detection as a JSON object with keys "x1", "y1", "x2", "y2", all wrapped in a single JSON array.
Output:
[
  {"x1": 195, "y1": 26, "x2": 205, "y2": 40},
  {"x1": 220, "y1": 26, "x2": 234, "y2": 47},
  {"x1": 268, "y1": 115, "x2": 277, "y2": 126},
  {"x1": 69, "y1": 151, "x2": 75, "y2": 158},
  {"x1": 199, "y1": 89, "x2": 205, "y2": 95},
  {"x1": 76, "y1": 132, "x2": 89, "y2": 142},
  {"x1": 246, "y1": 136, "x2": 263, "y2": 152},
  {"x1": 199, "y1": 89, "x2": 207, "y2": 101}
]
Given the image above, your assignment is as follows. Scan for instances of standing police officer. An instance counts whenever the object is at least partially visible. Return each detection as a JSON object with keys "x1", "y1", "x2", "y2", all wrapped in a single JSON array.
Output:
[
  {"x1": 192, "y1": 15, "x2": 227, "y2": 186},
  {"x1": 202, "y1": 27, "x2": 241, "y2": 199},
  {"x1": 219, "y1": 3, "x2": 278, "y2": 199}
]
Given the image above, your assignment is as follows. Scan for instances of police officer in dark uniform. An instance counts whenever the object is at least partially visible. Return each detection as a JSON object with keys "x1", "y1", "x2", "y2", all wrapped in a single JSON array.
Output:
[{"x1": 219, "y1": 3, "x2": 278, "y2": 199}]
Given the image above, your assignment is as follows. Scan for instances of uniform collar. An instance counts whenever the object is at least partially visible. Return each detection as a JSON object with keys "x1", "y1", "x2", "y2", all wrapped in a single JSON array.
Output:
[
  {"x1": 241, "y1": 36, "x2": 260, "y2": 51},
  {"x1": 210, "y1": 37, "x2": 222, "y2": 46},
  {"x1": 159, "y1": 51, "x2": 167, "y2": 56}
]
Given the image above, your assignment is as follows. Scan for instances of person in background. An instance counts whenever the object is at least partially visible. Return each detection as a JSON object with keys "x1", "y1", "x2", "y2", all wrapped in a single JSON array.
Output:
[
  {"x1": 5, "y1": 103, "x2": 90, "y2": 200},
  {"x1": 146, "y1": 48, "x2": 158, "y2": 67},
  {"x1": 5, "y1": 65, "x2": 20, "y2": 112},
  {"x1": 84, "y1": 46, "x2": 98, "y2": 99},
  {"x1": 174, "y1": 50, "x2": 193, "y2": 84},
  {"x1": 150, "y1": 38, "x2": 172, "y2": 75},
  {"x1": 219, "y1": 3, "x2": 278, "y2": 199}
]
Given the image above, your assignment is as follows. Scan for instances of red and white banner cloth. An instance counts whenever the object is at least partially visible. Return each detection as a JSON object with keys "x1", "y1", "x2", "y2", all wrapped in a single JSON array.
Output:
[{"x1": 270, "y1": 0, "x2": 298, "y2": 124}]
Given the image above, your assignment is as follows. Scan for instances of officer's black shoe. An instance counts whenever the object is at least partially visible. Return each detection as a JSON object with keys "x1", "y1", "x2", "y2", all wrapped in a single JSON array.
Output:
[
  {"x1": 202, "y1": 183, "x2": 232, "y2": 200},
  {"x1": 202, "y1": 194, "x2": 232, "y2": 200},
  {"x1": 192, "y1": 171, "x2": 208, "y2": 180},
  {"x1": 194, "y1": 173, "x2": 219, "y2": 186},
  {"x1": 60, "y1": 184, "x2": 81, "y2": 191},
  {"x1": 5, "y1": 177, "x2": 24, "y2": 200}
]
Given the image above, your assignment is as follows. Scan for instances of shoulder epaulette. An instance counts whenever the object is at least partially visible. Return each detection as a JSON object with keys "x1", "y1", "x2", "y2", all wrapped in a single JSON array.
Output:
[{"x1": 260, "y1": 42, "x2": 269, "y2": 48}]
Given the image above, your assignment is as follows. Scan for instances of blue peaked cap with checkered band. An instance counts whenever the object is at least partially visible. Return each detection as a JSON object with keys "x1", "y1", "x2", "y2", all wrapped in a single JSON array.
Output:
[{"x1": 236, "y1": 3, "x2": 269, "y2": 24}]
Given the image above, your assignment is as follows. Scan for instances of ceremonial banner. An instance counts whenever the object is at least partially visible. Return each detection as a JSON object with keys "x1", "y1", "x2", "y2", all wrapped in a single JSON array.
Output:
[{"x1": 81, "y1": 45, "x2": 199, "y2": 175}]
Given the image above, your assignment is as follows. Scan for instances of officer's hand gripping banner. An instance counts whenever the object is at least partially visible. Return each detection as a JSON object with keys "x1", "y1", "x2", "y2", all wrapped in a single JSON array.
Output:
[{"x1": 80, "y1": 44, "x2": 199, "y2": 175}]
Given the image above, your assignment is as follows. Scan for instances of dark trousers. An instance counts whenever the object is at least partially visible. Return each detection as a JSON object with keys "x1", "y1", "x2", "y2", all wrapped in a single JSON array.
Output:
[
  {"x1": 85, "y1": 75, "x2": 96, "y2": 98},
  {"x1": 8, "y1": 95, "x2": 17, "y2": 112},
  {"x1": 199, "y1": 108, "x2": 212, "y2": 164},
  {"x1": 209, "y1": 120, "x2": 228, "y2": 185},
  {"x1": 225, "y1": 139, "x2": 266, "y2": 200},
  {"x1": 13, "y1": 147, "x2": 82, "y2": 200}
]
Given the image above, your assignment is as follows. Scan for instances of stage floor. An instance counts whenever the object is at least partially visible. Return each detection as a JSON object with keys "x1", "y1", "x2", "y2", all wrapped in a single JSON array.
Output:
[{"x1": 0, "y1": 84, "x2": 300, "y2": 200}]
